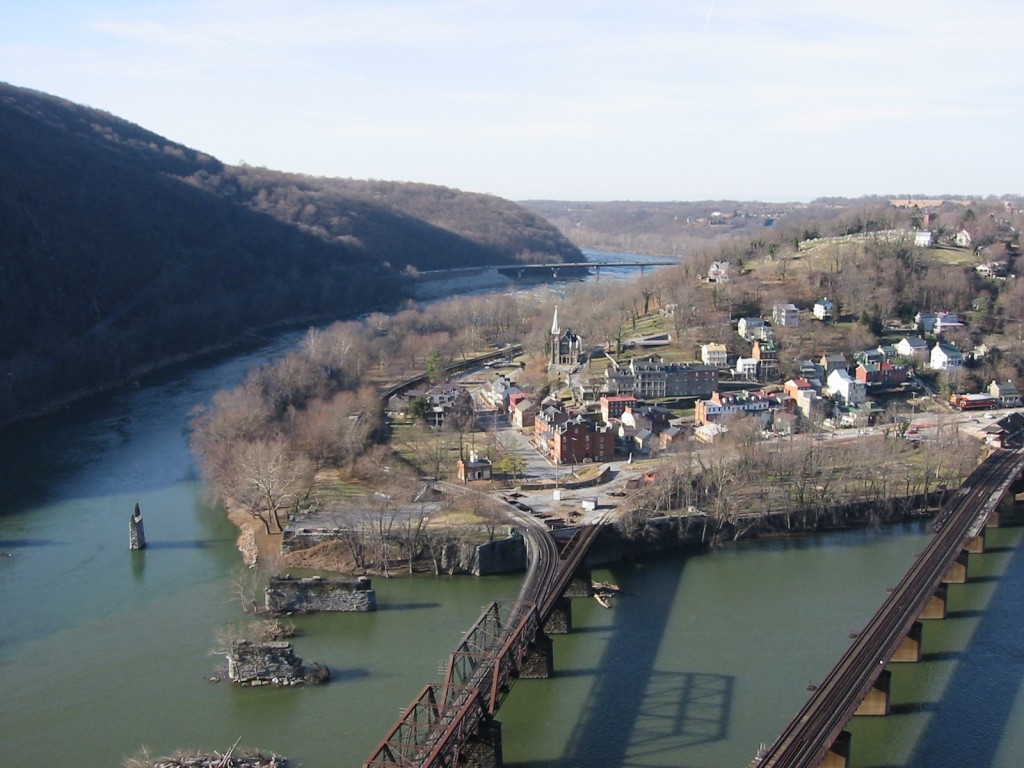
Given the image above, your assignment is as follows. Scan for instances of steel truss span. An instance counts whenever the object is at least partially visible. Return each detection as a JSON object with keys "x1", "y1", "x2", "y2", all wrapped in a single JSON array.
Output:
[{"x1": 365, "y1": 521, "x2": 605, "y2": 767}]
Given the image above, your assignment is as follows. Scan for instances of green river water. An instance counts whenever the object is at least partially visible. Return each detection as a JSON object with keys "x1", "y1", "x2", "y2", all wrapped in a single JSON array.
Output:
[{"x1": 3, "y1": 280, "x2": 1024, "y2": 766}]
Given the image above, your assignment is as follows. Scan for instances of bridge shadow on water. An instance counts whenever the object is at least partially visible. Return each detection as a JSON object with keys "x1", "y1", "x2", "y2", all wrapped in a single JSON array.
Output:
[
  {"x1": 510, "y1": 555, "x2": 734, "y2": 768},
  {"x1": 376, "y1": 601, "x2": 443, "y2": 612},
  {"x1": 942, "y1": 608, "x2": 987, "y2": 620},
  {"x1": 0, "y1": 538, "x2": 60, "y2": 549},
  {"x1": 894, "y1": 529, "x2": 1024, "y2": 768}
]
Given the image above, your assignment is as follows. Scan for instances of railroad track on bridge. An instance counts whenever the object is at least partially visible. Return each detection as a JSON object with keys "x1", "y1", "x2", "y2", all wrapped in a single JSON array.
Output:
[
  {"x1": 753, "y1": 446, "x2": 1024, "y2": 767},
  {"x1": 365, "y1": 510, "x2": 606, "y2": 768}
]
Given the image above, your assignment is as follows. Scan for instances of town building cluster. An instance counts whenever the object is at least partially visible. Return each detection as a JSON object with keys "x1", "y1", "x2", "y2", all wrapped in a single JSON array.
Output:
[{"x1": 391, "y1": 294, "x2": 1020, "y2": 478}]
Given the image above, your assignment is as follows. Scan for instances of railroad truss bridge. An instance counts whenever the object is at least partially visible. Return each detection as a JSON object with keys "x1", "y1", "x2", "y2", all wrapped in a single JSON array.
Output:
[{"x1": 364, "y1": 520, "x2": 604, "y2": 768}]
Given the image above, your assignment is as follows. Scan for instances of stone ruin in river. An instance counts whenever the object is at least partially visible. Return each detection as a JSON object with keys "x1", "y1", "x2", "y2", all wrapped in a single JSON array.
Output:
[
  {"x1": 264, "y1": 574, "x2": 376, "y2": 613},
  {"x1": 226, "y1": 640, "x2": 329, "y2": 687},
  {"x1": 129, "y1": 502, "x2": 146, "y2": 550}
]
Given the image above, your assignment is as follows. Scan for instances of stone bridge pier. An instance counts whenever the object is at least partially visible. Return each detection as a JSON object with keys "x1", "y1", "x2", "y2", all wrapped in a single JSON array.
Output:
[
  {"x1": 518, "y1": 563, "x2": 593, "y2": 684},
  {"x1": 461, "y1": 718, "x2": 503, "y2": 768}
]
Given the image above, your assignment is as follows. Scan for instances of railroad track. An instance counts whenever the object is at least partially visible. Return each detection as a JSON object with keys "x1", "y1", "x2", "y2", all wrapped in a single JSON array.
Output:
[
  {"x1": 754, "y1": 446, "x2": 1024, "y2": 767},
  {"x1": 365, "y1": 497, "x2": 605, "y2": 767}
]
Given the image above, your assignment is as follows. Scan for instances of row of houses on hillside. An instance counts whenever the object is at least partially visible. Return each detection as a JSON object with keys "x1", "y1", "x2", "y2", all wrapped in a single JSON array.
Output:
[
  {"x1": 819, "y1": 335, "x2": 975, "y2": 376},
  {"x1": 736, "y1": 302, "x2": 809, "y2": 340},
  {"x1": 389, "y1": 382, "x2": 475, "y2": 429}
]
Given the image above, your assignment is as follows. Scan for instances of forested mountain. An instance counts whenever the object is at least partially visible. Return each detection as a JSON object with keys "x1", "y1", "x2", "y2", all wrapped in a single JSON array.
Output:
[{"x1": 0, "y1": 82, "x2": 581, "y2": 425}]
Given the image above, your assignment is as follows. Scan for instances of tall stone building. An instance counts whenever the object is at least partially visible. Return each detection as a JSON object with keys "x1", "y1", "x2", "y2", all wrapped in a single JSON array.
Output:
[{"x1": 549, "y1": 306, "x2": 583, "y2": 370}]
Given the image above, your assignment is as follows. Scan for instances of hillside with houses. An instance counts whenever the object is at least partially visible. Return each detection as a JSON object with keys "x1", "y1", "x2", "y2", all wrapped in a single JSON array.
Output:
[{"x1": 192, "y1": 195, "x2": 1024, "y2": 571}]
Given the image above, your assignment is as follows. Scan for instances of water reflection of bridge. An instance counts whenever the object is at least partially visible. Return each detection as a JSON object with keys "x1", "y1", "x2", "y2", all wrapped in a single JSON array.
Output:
[
  {"x1": 364, "y1": 520, "x2": 606, "y2": 767},
  {"x1": 752, "y1": 445, "x2": 1024, "y2": 767}
]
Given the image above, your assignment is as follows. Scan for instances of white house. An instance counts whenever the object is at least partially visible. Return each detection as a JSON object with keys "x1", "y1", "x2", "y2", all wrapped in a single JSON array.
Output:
[
  {"x1": 772, "y1": 303, "x2": 800, "y2": 328},
  {"x1": 826, "y1": 368, "x2": 867, "y2": 406},
  {"x1": 707, "y1": 261, "x2": 729, "y2": 282},
  {"x1": 975, "y1": 262, "x2": 1007, "y2": 279},
  {"x1": 735, "y1": 357, "x2": 758, "y2": 380},
  {"x1": 694, "y1": 422, "x2": 728, "y2": 444},
  {"x1": 895, "y1": 336, "x2": 930, "y2": 362},
  {"x1": 813, "y1": 298, "x2": 834, "y2": 321},
  {"x1": 929, "y1": 343, "x2": 963, "y2": 372},
  {"x1": 737, "y1": 317, "x2": 767, "y2": 341},
  {"x1": 914, "y1": 230, "x2": 934, "y2": 247},
  {"x1": 955, "y1": 229, "x2": 972, "y2": 248},
  {"x1": 701, "y1": 343, "x2": 728, "y2": 368}
]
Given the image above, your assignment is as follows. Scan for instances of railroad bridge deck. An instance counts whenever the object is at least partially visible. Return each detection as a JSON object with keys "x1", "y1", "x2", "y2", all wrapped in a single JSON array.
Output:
[
  {"x1": 364, "y1": 521, "x2": 605, "y2": 767},
  {"x1": 753, "y1": 445, "x2": 1024, "y2": 767}
]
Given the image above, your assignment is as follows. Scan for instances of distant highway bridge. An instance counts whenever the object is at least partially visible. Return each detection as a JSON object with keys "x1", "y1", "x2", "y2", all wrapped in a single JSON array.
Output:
[
  {"x1": 416, "y1": 258, "x2": 676, "y2": 281},
  {"x1": 752, "y1": 445, "x2": 1024, "y2": 767}
]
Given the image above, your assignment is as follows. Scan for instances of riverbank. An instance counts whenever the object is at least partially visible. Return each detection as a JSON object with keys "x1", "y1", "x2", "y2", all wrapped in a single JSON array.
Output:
[
  {"x1": 6, "y1": 333, "x2": 1022, "y2": 767},
  {"x1": 0, "y1": 299, "x2": 416, "y2": 433},
  {"x1": 229, "y1": 487, "x2": 948, "y2": 583}
]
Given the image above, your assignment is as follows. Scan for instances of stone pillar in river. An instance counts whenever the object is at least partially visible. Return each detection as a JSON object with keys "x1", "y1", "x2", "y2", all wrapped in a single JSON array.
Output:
[{"x1": 129, "y1": 502, "x2": 146, "y2": 550}]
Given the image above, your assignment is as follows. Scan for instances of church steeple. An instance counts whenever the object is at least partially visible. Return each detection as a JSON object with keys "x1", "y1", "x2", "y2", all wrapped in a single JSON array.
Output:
[{"x1": 551, "y1": 306, "x2": 560, "y2": 336}]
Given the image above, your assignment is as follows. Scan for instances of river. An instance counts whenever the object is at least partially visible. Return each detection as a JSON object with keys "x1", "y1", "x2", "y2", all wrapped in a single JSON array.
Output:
[{"x1": 2, "y1": 254, "x2": 1024, "y2": 767}]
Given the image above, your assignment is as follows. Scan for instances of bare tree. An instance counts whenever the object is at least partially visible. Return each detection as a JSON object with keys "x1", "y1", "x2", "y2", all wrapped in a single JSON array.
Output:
[{"x1": 228, "y1": 438, "x2": 314, "y2": 535}]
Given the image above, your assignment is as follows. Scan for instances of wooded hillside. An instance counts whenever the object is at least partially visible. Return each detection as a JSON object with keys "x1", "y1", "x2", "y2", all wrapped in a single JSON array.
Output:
[{"x1": 0, "y1": 82, "x2": 580, "y2": 425}]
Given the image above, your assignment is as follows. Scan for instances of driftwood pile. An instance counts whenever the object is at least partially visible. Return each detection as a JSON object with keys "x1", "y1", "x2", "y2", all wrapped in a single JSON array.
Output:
[
  {"x1": 125, "y1": 739, "x2": 286, "y2": 767},
  {"x1": 144, "y1": 755, "x2": 285, "y2": 768}
]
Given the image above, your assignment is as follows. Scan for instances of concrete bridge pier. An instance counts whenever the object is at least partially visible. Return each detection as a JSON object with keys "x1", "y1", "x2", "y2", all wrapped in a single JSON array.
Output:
[
  {"x1": 966, "y1": 530, "x2": 987, "y2": 554},
  {"x1": 460, "y1": 717, "x2": 503, "y2": 768},
  {"x1": 943, "y1": 550, "x2": 969, "y2": 584},
  {"x1": 920, "y1": 583, "x2": 948, "y2": 620},
  {"x1": 821, "y1": 730, "x2": 852, "y2": 768},
  {"x1": 892, "y1": 621, "x2": 923, "y2": 663},
  {"x1": 855, "y1": 669, "x2": 891, "y2": 716},
  {"x1": 519, "y1": 632, "x2": 553, "y2": 679}
]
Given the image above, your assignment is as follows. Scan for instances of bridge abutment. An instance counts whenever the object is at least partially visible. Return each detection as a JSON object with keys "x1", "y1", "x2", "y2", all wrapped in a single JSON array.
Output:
[
  {"x1": 519, "y1": 632, "x2": 553, "y2": 679},
  {"x1": 855, "y1": 669, "x2": 891, "y2": 716},
  {"x1": 892, "y1": 621, "x2": 923, "y2": 663},
  {"x1": 821, "y1": 730, "x2": 852, "y2": 768},
  {"x1": 460, "y1": 717, "x2": 503, "y2": 768}
]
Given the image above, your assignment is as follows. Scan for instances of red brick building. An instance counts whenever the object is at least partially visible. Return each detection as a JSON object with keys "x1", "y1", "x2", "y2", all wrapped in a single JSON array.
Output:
[
  {"x1": 600, "y1": 395, "x2": 637, "y2": 423},
  {"x1": 549, "y1": 416, "x2": 616, "y2": 465}
]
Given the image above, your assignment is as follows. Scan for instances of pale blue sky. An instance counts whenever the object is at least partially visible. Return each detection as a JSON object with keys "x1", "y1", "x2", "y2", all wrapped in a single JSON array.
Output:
[{"x1": 2, "y1": 0, "x2": 1021, "y2": 201}]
